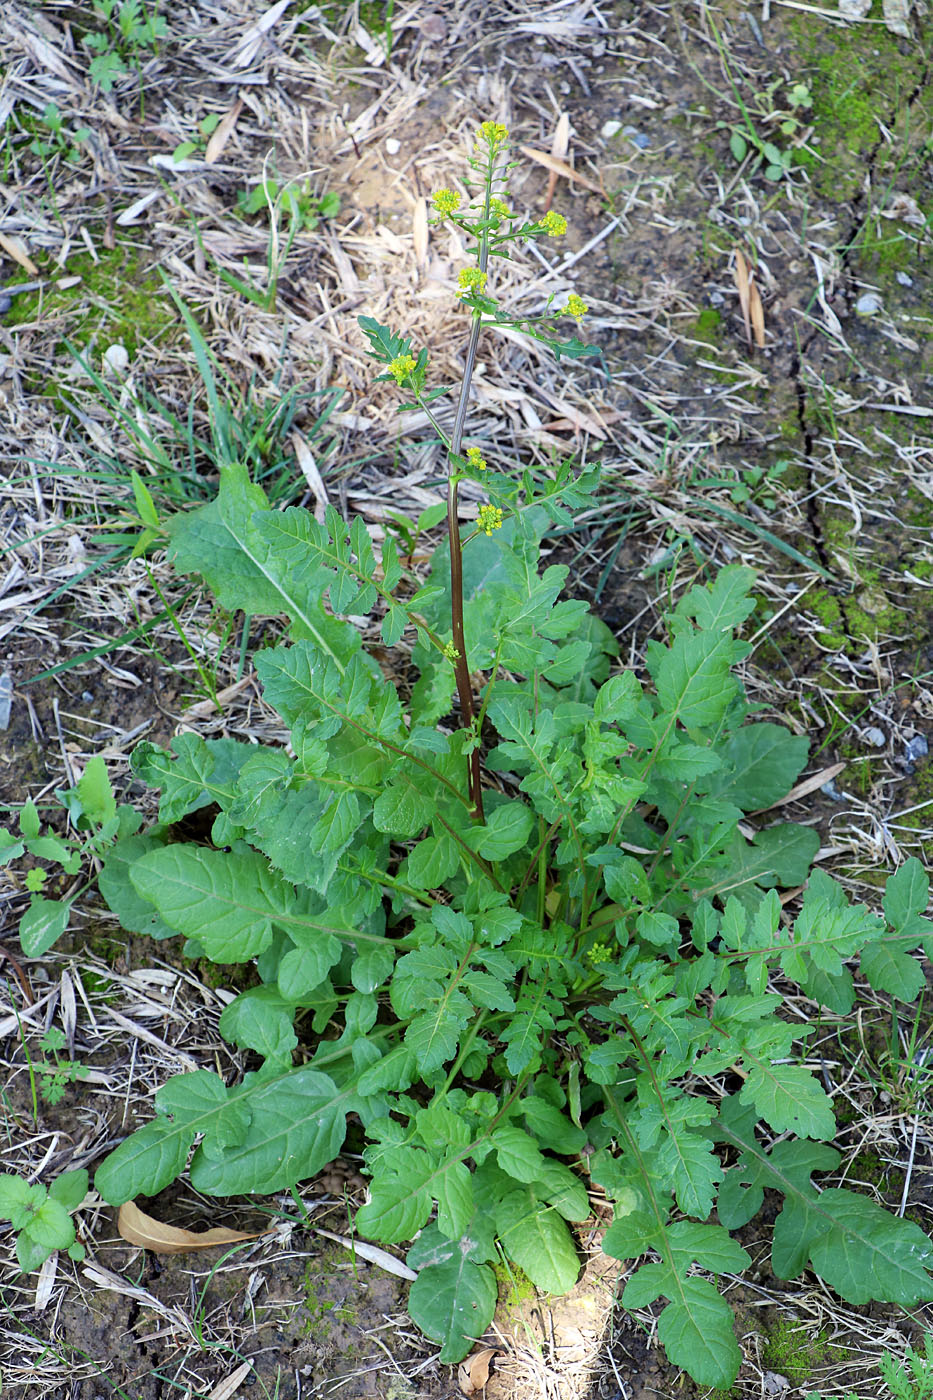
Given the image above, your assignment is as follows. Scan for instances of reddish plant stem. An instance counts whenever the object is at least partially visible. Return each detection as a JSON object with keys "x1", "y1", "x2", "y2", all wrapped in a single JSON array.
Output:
[{"x1": 447, "y1": 231, "x2": 490, "y2": 822}]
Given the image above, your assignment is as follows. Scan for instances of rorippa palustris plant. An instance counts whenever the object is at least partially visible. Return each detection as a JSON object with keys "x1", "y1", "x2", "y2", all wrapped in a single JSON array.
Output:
[{"x1": 11, "y1": 122, "x2": 933, "y2": 1384}]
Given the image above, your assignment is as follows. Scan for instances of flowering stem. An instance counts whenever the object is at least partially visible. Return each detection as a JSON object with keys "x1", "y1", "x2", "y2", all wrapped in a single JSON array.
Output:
[{"x1": 447, "y1": 194, "x2": 492, "y2": 822}]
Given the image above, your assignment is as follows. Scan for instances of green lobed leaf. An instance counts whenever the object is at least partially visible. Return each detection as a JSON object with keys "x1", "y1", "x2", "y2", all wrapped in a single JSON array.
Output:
[
  {"x1": 739, "y1": 1063, "x2": 835, "y2": 1140},
  {"x1": 495, "y1": 1186, "x2": 580, "y2": 1295}
]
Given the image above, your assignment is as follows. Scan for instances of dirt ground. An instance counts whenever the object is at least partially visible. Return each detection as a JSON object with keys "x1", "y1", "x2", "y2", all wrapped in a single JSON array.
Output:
[{"x1": 2, "y1": 0, "x2": 933, "y2": 1397}]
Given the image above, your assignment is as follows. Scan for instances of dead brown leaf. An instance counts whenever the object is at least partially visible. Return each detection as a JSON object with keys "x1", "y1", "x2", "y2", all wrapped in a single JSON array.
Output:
[
  {"x1": 519, "y1": 146, "x2": 604, "y2": 196},
  {"x1": 544, "y1": 112, "x2": 570, "y2": 212},
  {"x1": 205, "y1": 99, "x2": 244, "y2": 164},
  {"x1": 117, "y1": 1201, "x2": 271, "y2": 1253},
  {"x1": 457, "y1": 1346, "x2": 497, "y2": 1394},
  {"x1": 749, "y1": 278, "x2": 766, "y2": 348},
  {"x1": 0, "y1": 232, "x2": 39, "y2": 276}
]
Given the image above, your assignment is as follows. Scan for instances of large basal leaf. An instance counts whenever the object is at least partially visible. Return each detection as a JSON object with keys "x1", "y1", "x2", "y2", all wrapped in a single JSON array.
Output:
[
  {"x1": 808, "y1": 1190, "x2": 933, "y2": 1306},
  {"x1": 95, "y1": 1119, "x2": 195, "y2": 1205},
  {"x1": 130, "y1": 845, "x2": 327, "y2": 962},
  {"x1": 715, "y1": 1096, "x2": 933, "y2": 1304},
  {"x1": 191, "y1": 1066, "x2": 348, "y2": 1195},
  {"x1": 406, "y1": 1224, "x2": 498, "y2": 1364},
  {"x1": 99, "y1": 833, "x2": 176, "y2": 940},
  {"x1": 707, "y1": 723, "x2": 809, "y2": 811},
  {"x1": 169, "y1": 466, "x2": 357, "y2": 665}
]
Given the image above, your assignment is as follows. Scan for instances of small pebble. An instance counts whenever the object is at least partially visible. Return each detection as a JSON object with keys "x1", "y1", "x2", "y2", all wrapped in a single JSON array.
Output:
[
  {"x1": 709, "y1": 290, "x2": 725, "y2": 306},
  {"x1": 601, "y1": 119, "x2": 623, "y2": 140},
  {"x1": 0, "y1": 292, "x2": 12, "y2": 316},
  {"x1": 103, "y1": 343, "x2": 130, "y2": 377},
  {"x1": 419, "y1": 12, "x2": 446, "y2": 39},
  {"x1": 385, "y1": 137, "x2": 401, "y2": 155},
  {"x1": 905, "y1": 733, "x2": 929, "y2": 763},
  {"x1": 896, "y1": 271, "x2": 913, "y2": 286},
  {"x1": 82, "y1": 690, "x2": 94, "y2": 704},
  {"x1": 622, "y1": 125, "x2": 650, "y2": 149},
  {"x1": 762, "y1": 1374, "x2": 791, "y2": 1397},
  {"x1": 855, "y1": 291, "x2": 883, "y2": 316},
  {"x1": 864, "y1": 726, "x2": 886, "y2": 748},
  {"x1": 821, "y1": 778, "x2": 844, "y2": 801}
]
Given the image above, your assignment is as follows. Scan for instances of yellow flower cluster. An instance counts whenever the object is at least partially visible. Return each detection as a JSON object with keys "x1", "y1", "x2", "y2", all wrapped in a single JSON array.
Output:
[
  {"x1": 541, "y1": 210, "x2": 567, "y2": 236},
  {"x1": 432, "y1": 188, "x2": 460, "y2": 217},
  {"x1": 387, "y1": 354, "x2": 416, "y2": 384},
  {"x1": 457, "y1": 267, "x2": 487, "y2": 297},
  {"x1": 443, "y1": 640, "x2": 461, "y2": 661},
  {"x1": 587, "y1": 942, "x2": 612, "y2": 965},
  {"x1": 466, "y1": 445, "x2": 487, "y2": 472},
  {"x1": 488, "y1": 197, "x2": 511, "y2": 220},
  {"x1": 566, "y1": 293, "x2": 588, "y2": 319},
  {"x1": 477, "y1": 121, "x2": 509, "y2": 146},
  {"x1": 477, "y1": 503, "x2": 503, "y2": 535}
]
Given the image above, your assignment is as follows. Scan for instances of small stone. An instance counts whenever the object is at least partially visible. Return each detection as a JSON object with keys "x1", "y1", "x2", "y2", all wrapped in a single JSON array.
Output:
[
  {"x1": 622, "y1": 125, "x2": 650, "y2": 149},
  {"x1": 905, "y1": 734, "x2": 929, "y2": 763},
  {"x1": 896, "y1": 270, "x2": 913, "y2": 286},
  {"x1": 709, "y1": 290, "x2": 725, "y2": 306},
  {"x1": 855, "y1": 291, "x2": 883, "y2": 316},
  {"x1": 762, "y1": 1373, "x2": 791, "y2": 1396},
  {"x1": 864, "y1": 726, "x2": 886, "y2": 748},
  {"x1": 102, "y1": 343, "x2": 130, "y2": 377},
  {"x1": 601, "y1": 119, "x2": 623, "y2": 140},
  {"x1": 0, "y1": 292, "x2": 12, "y2": 316},
  {"x1": 385, "y1": 137, "x2": 401, "y2": 155},
  {"x1": 419, "y1": 12, "x2": 446, "y2": 39},
  {"x1": 821, "y1": 778, "x2": 844, "y2": 801}
]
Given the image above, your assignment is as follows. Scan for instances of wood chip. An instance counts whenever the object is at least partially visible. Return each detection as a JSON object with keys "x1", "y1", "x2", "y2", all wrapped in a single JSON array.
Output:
[
  {"x1": 117, "y1": 1202, "x2": 272, "y2": 1253},
  {"x1": 226, "y1": 0, "x2": 292, "y2": 68},
  {"x1": 312, "y1": 1226, "x2": 417, "y2": 1280}
]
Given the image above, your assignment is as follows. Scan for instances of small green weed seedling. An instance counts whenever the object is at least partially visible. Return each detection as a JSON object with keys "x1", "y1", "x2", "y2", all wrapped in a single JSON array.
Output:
[
  {"x1": 237, "y1": 177, "x2": 340, "y2": 231},
  {"x1": 15, "y1": 125, "x2": 933, "y2": 1386},
  {"x1": 172, "y1": 112, "x2": 221, "y2": 165},
  {"x1": 717, "y1": 81, "x2": 813, "y2": 181},
  {"x1": 35, "y1": 1028, "x2": 91, "y2": 1106},
  {"x1": 27, "y1": 103, "x2": 92, "y2": 164},
  {"x1": 808, "y1": 1330, "x2": 933, "y2": 1400},
  {"x1": 1, "y1": 756, "x2": 145, "y2": 958},
  {"x1": 83, "y1": 0, "x2": 167, "y2": 92},
  {"x1": 0, "y1": 1170, "x2": 88, "y2": 1271}
]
